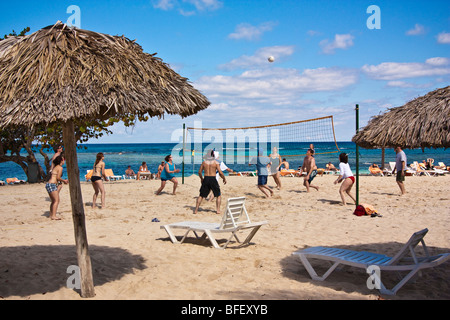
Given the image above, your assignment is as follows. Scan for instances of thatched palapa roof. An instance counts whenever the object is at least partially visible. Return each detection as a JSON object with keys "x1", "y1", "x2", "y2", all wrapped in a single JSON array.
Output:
[
  {"x1": 352, "y1": 86, "x2": 450, "y2": 149},
  {"x1": 0, "y1": 22, "x2": 211, "y2": 298},
  {"x1": 0, "y1": 21, "x2": 210, "y2": 127}
]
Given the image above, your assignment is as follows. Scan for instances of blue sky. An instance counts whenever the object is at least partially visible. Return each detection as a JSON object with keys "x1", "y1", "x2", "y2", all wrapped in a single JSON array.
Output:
[{"x1": 1, "y1": 0, "x2": 449, "y2": 143}]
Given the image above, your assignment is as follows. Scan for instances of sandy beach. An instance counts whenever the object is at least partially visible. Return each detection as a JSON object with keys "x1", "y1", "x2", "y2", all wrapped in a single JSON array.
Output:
[{"x1": 1, "y1": 173, "x2": 449, "y2": 300}]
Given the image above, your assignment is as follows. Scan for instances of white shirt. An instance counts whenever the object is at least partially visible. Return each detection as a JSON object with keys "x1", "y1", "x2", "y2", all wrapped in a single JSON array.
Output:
[
  {"x1": 216, "y1": 161, "x2": 229, "y2": 181},
  {"x1": 339, "y1": 162, "x2": 353, "y2": 179}
]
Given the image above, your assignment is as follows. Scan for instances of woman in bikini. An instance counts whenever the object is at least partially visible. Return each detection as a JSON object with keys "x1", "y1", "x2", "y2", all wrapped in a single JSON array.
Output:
[
  {"x1": 46, "y1": 155, "x2": 68, "y2": 220},
  {"x1": 334, "y1": 153, "x2": 356, "y2": 206},
  {"x1": 91, "y1": 153, "x2": 108, "y2": 208},
  {"x1": 137, "y1": 161, "x2": 150, "y2": 180}
]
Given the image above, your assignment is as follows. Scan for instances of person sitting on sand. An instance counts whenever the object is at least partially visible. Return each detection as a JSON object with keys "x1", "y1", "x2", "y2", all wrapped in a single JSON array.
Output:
[
  {"x1": 326, "y1": 162, "x2": 338, "y2": 171},
  {"x1": 334, "y1": 153, "x2": 356, "y2": 205},
  {"x1": 300, "y1": 149, "x2": 319, "y2": 192},
  {"x1": 194, "y1": 150, "x2": 226, "y2": 214},
  {"x1": 280, "y1": 158, "x2": 289, "y2": 170},
  {"x1": 155, "y1": 155, "x2": 180, "y2": 195},
  {"x1": 137, "y1": 161, "x2": 151, "y2": 180},
  {"x1": 46, "y1": 155, "x2": 68, "y2": 220},
  {"x1": 125, "y1": 165, "x2": 136, "y2": 178}
]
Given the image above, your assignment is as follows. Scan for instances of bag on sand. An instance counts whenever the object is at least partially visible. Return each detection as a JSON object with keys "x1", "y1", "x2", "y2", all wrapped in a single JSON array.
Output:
[
  {"x1": 353, "y1": 205, "x2": 366, "y2": 216},
  {"x1": 353, "y1": 203, "x2": 382, "y2": 217}
]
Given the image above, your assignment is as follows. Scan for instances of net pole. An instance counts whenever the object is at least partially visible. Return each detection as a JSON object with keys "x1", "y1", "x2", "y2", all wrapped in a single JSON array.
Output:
[
  {"x1": 182, "y1": 123, "x2": 185, "y2": 185},
  {"x1": 355, "y1": 104, "x2": 360, "y2": 207}
]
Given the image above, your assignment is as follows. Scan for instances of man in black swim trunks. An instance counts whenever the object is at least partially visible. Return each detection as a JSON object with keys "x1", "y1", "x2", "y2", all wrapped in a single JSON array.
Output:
[{"x1": 194, "y1": 150, "x2": 227, "y2": 214}]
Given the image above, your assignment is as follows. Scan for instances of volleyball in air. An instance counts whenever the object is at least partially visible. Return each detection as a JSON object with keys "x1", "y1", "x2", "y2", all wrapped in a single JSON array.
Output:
[{"x1": 268, "y1": 56, "x2": 275, "y2": 63}]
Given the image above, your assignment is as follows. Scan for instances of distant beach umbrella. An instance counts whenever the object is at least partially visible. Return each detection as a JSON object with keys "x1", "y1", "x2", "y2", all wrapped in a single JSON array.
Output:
[
  {"x1": 352, "y1": 86, "x2": 450, "y2": 150},
  {"x1": 0, "y1": 22, "x2": 210, "y2": 297}
]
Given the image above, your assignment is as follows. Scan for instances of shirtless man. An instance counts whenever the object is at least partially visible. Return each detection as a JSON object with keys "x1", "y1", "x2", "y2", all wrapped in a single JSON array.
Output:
[
  {"x1": 300, "y1": 148, "x2": 319, "y2": 192},
  {"x1": 194, "y1": 150, "x2": 227, "y2": 214}
]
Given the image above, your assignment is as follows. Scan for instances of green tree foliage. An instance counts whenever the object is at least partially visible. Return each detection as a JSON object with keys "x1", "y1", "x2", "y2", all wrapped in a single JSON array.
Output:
[{"x1": 1, "y1": 27, "x2": 30, "y2": 40}]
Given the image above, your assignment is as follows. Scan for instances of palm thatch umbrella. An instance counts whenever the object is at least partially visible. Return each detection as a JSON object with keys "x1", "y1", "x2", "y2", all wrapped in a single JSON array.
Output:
[
  {"x1": 0, "y1": 22, "x2": 210, "y2": 297},
  {"x1": 352, "y1": 86, "x2": 450, "y2": 150}
]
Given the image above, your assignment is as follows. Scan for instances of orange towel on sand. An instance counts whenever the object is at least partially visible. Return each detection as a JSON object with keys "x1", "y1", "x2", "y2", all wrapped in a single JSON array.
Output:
[{"x1": 361, "y1": 203, "x2": 378, "y2": 215}]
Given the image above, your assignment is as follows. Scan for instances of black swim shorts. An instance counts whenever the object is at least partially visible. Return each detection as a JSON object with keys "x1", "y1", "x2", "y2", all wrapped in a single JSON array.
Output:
[{"x1": 199, "y1": 176, "x2": 221, "y2": 198}]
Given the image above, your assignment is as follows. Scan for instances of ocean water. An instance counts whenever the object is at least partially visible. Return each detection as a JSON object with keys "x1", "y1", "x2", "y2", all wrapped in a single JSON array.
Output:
[{"x1": 0, "y1": 142, "x2": 449, "y2": 182}]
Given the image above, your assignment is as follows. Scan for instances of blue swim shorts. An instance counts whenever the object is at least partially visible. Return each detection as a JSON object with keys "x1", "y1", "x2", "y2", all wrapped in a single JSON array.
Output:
[
  {"x1": 258, "y1": 175, "x2": 268, "y2": 186},
  {"x1": 308, "y1": 170, "x2": 318, "y2": 183}
]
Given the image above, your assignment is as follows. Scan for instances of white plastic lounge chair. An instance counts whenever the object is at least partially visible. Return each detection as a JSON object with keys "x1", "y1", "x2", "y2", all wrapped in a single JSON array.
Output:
[
  {"x1": 381, "y1": 163, "x2": 394, "y2": 176},
  {"x1": 161, "y1": 197, "x2": 268, "y2": 249},
  {"x1": 410, "y1": 161, "x2": 434, "y2": 176},
  {"x1": 105, "y1": 169, "x2": 122, "y2": 181},
  {"x1": 433, "y1": 168, "x2": 449, "y2": 175},
  {"x1": 436, "y1": 162, "x2": 448, "y2": 172},
  {"x1": 138, "y1": 172, "x2": 151, "y2": 180},
  {"x1": 292, "y1": 229, "x2": 450, "y2": 295},
  {"x1": 387, "y1": 162, "x2": 396, "y2": 174}
]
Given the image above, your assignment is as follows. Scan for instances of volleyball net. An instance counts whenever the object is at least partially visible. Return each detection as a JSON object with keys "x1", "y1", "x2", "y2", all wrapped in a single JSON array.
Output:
[{"x1": 183, "y1": 116, "x2": 340, "y2": 166}]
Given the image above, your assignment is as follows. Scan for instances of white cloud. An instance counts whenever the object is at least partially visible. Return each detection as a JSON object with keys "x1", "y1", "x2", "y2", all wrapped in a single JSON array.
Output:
[
  {"x1": 194, "y1": 66, "x2": 358, "y2": 105},
  {"x1": 185, "y1": 0, "x2": 223, "y2": 11},
  {"x1": 228, "y1": 21, "x2": 277, "y2": 41},
  {"x1": 307, "y1": 30, "x2": 322, "y2": 37},
  {"x1": 437, "y1": 32, "x2": 450, "y2": 44},
  {"x1": 425, "y1": 57, "x2": 450, "y2": 66},
  {"x1": 362, "y1": 57, "x2": 450, "y2": 80},
  {"x1": 207, "y1": 102, "x2": 230, "y2": 111},
  {"x1": 386, "y1": 81, "x2": 432, "y2": 88},
  {"x1": 406, "y1": 24, "x2": 426, "y2": 36},
  {"x1": 219, "y1": 46, "x2": 295, "y2": 70},
  {"x1": 152, "y1": 0, "x2": 176, "y2": 10},
  {"x1": 152, "y1": 0, "x2": 223, "y2": 14},
  {"x1": 320, "y1": 34, "x2": 354, "y2": 54}
]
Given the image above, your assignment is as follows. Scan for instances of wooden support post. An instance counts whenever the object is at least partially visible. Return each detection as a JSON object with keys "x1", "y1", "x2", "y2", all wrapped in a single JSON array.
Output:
[{"x1": 62, "y1": 120, "x2": 95, "y2": 298}]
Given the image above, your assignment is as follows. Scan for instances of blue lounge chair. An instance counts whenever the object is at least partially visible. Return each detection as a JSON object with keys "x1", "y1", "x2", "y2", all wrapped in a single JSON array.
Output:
[{"x1": 292, "y1": 229, "x2": 450, "y2": 295}]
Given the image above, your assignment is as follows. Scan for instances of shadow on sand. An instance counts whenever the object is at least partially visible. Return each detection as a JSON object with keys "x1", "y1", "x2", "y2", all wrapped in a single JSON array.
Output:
[
  {"x1": 279, "y1": 241, "x2": 450, "y2": 299},
  {"x1": 0, "y1": 245, "x2": 146, "y2": 298}
]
